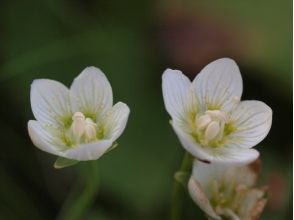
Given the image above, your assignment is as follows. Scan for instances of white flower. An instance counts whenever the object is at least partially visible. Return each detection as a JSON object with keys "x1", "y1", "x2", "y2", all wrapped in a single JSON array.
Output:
[
  {"x1": 28, "y1": 67, "x2": 130, "y2": 161},
  {"x1": 162, "y1": 58, "x2": 272, "y2": 164},
  {"x1": 188, "y1": 160, "x2": 268, "y2": 220}
]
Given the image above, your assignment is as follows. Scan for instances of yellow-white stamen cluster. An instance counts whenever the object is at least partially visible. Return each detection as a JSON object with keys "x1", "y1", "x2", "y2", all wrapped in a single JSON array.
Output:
[
  {"x1": 195, "y1": 110, "x2": 229, "y2": 145},
  {"x1": 71, "y1": 112, "x2": 97, "y2": 141}
]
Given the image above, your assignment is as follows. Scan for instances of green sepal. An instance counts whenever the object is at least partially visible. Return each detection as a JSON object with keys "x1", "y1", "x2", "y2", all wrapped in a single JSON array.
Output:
[
  {"x1": 174, "y1": 171, "x2": 190, "y2": 188},
  {"x1": 54, "y1": 157, "x2": 79, "y2": 169}
]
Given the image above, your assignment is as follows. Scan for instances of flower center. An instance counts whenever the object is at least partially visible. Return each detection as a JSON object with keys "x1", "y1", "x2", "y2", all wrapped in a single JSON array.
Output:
[
  {"x1": 209, "y1": 179, "x2": 249, "y2": 220},
  {"x1": 71, "y1": 112, "x2": 97, "y2": 142},
  {"x1": 194, "y1": 110, "x2": 229, "y2": 146}
]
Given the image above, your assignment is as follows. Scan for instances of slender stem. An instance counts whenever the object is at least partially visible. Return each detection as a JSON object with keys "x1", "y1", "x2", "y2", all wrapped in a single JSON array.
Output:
[
  {"x1": 171, "y1": 152, "x2": 193, "y2": 220},
  {"x1": 57, "y1": 161, "x2": 99, "y2": 220}
]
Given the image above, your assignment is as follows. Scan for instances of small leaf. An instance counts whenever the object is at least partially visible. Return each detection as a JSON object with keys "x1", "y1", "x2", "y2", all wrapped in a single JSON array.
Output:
[{"x1": 54, "y1": 157, "x2": 79, "y2": 169}]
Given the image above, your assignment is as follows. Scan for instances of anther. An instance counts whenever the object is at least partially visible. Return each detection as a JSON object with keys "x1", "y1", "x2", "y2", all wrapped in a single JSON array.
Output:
[
  {"x1": 197, "y1": 115, "x2": 212, "y2": 130},
  {"x1": 71, "y1": 112, "x2": 86, "y2": 137},
  {"x1": 205, "y1": 121, "x2": 220, "y2": 141},
  {"x1": 84, "y1": 118, "x2": 97, "y2": 140}
]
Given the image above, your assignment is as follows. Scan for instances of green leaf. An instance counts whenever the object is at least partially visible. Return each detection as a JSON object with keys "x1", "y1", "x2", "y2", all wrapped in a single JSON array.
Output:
[{"x1": 54, "y1": 157, "x2": 79, "y2": 169}]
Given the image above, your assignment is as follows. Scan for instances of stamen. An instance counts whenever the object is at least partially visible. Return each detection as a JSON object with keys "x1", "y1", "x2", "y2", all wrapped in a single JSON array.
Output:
[
  {"x1": 194, "y1": 109, "x2": 231, "y2": 146},
  {"x1": 71, "y1": 112, "x2": 86, "y2": 137},
  {"x1": 84, "y1": 118, "x2": 97, "y2": 140},
  {"x1": 205, "y1": 121, "x2": 220, "y2": 141},
  {"x1": 71, "y1": 112, "x2": 97, "y2": 141},
  {"x1": 205, "y1": 110, "x2": 228, "y2": 122},
  {"x1": 197, "y1": 115, "x2": 212, "y2": 130}
]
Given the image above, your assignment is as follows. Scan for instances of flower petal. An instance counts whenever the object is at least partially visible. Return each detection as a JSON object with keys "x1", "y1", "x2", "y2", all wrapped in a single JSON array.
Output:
[
  {"x1": 191, "y1": 160, "x2": 229, "y2": 188},
  {"x1": 70, "y1": 67, "x2": 113, "y2": 120},
  {"x1": 228, "y1": 100, "x2": 272, "y2": 148},
  {"x1": 238, "y1": 188, "x2": 268, "y2": 220},
  {"x1": 63, "y1": 140, "x2": 112, "y2": 161},
  {"x1": 214, "y1": 147, "x2": 260, "y2": 165},
  {"x1": 171, "y1": 121, "x2": 212, "y2": 162},
  {"x1": 171, "y1": 121, "x2": 259, "y2": 164},
  {"x1": 192, "y1": 160, "x2": 258, "y2": 191},
  {"x1": 162, "y1": 69, "x2": 196, "y2": 122},
  {"x1": 28, "y1": 120, "x2": 66, "y2": 156},
  {"x1": 188, "y1": 177, "x2": 221, "y2": 220},
  {"x1": 192, "y1": 58, "x2": 243, "y2": 112},
  {"x1": 100, "y1": 102, "x2": 130, "y2": 141},
  {"x1": 30, "y1": 79, "x2": 72, "y2": 126}
]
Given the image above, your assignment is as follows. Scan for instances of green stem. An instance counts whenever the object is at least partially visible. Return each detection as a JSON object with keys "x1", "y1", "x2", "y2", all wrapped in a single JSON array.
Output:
[
  {"x1": 57, "y1": 161, "x2": 99, "y2": 220},
  {"x1": 171, "y1": 152, "x2": 193, "y2": 220}
]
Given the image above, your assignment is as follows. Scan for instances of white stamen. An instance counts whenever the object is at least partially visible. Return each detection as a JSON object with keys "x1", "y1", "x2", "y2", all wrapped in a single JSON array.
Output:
[
  {"x1": 71, "y1": 112, "x2": 86, "y2": 136},
  {"x1": 205, "y1": 121, "x2": 220, "y2": 141},
  {"x1": 197, "y1": 115, "x2": 212, "y2": 130},
  {"x1": 205, "y1": 110, "x2": 228, "y2": 122},
  {"x1": 71, "y1": 112, "x2": 97, "y2": 141},
  {"x1": 84, "y1": 118, "x2": 97, "y2": 140}
]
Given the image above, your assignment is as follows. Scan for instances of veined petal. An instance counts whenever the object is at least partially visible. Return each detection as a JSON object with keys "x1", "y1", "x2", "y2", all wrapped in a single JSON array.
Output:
[
  {"x1": 228, "y1": 100, "x2": 272, "y2": 148},
  {"x1": 192, "y1": 160, "x2": 258, "y2": 191},
  {"x1": 100, "y1": 102, "x2": 130, "y2": 141},
  {"x1": 63, "y1": 140, "x2": 112, "y2": 161},
  {"x1": 30, "y1": 79, "x2": 72, "y2": 126},
  {"x1": 28, "y1": 120, "x2": 66, "y2": 156},
  {"x1": 191, "y1": 160, "x2": 230, "y2": 188},
  {"x1": 70, "y1": 67, "x2": 113, "y2": 120},
  {"x1": 188, "y1": 177, "x2": 221, "y2": 220},
  {"x1": 171, "y1": 121, "x2": 212, "y2": 162},
  {"x1": 162, "y1": 69, "x2": 196, "y2": 122},
  {"x1": 192, "y1": 58, "x2": 243, "y2": 112},
  {"x1": 171, "y1": 121, "x2": 259, "y2": 164},
  {"x1": 214, "y1": 147, "x2": 259, "y2": 165}
]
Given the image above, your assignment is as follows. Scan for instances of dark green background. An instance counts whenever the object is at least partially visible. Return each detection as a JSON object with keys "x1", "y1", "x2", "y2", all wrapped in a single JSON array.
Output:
[{"x1": 0, "y1": 0, "x2": 292, "y2": 219}]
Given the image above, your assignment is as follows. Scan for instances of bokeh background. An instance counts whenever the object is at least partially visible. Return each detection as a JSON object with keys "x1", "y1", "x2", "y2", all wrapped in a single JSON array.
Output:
[{"x1": 0, "y1": 0, "x2": 292, "y2": 219}]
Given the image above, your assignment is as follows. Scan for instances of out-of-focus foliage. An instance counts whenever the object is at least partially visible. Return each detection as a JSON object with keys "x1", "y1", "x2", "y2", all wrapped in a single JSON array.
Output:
[{"x1": 0, "y1": 0, "x2": 292, "y2": 220}]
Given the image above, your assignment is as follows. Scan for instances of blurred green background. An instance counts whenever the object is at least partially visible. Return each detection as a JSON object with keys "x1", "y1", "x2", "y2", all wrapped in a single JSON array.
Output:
[{"x1": 0, "y1": 0, "x2": 292, "y2": 219}]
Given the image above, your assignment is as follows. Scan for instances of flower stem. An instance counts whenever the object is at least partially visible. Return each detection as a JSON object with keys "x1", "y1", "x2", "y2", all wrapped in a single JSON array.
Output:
[
  {"x1": 57, "y1": 161, "x2": 99, "y2": 220},
  {"x1": 171, "y1": 152, "x2": 193, "y2": 220}
]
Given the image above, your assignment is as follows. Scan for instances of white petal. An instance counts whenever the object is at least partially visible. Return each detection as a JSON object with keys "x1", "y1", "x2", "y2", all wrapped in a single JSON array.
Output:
[
  {"x1": 171, "y1": 121, "x2": 259, "y2": 164},
  {"x1": 28, "y1": 120, "x2": 66, "y2": 156},
  {"x1": 191, "y1": 160, "x2": 229, "y2": 188},
  {"x1": 63, "y1": 140, "x2": 112, "y2": 161},
  {"x1": 188, "y1": 177, "x2": 221, "y2": 220},
  {"x1": 213, "y1": 147, "x2": 259, "y2": 165},
  {"x1": 192, "y1": 58, "x2": 243, "y2": 112},
  {"x1": 162, "y1": 69, "x2": 196, "y2": 122},
  {"x1": 238, "y1": 188, "x2": 267, "y2": 219},
  {"x1": 171, "y1": 121, "x2": 213, "y2": 162},
  {"x1": 100, "y1": 102, "x2": 130, "y2": 141},
  {"x1": 228, "y1": 100, "x2": 272, "y2": 148},
  {"x1": 30, "y1": 79, "x2": 72, "y2": 126},
  {"x1": 70, "y1": 67, "x2": 113, "y2": 120},
  {"x1": 191, "y1": 160, "x2": 257, "y2": 190}
]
